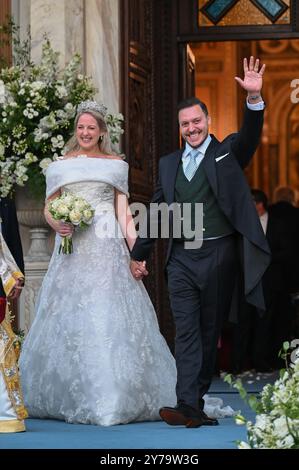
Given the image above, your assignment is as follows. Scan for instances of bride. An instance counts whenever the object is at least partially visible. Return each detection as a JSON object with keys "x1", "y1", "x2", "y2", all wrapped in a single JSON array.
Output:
[{"x1": 19, "y1": 100, "x2": 233, "y2": 426}]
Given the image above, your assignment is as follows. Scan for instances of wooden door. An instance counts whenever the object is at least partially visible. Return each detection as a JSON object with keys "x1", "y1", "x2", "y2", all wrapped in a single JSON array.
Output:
[
  {"x1": 121, "y1": 0, "x2": 299, "y2": 343},
  {"x1": 179, "y1": 43, "x2": 196, "y2": 102}
]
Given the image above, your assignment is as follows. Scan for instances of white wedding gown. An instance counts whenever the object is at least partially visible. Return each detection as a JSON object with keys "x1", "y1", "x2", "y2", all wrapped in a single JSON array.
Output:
[
  {"x1": 19, "y1": 157, "x2": 234, "y2": 426},
  {"x1": 19, "y1": 159, "x2": 177, "y2": 426}
]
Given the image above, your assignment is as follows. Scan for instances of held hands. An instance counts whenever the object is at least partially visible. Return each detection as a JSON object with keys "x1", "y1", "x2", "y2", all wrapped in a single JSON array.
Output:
[
  {"x1": 235, "y1": 56, "x2": 266, "y2": 100},
  {"x1": 130, "y1": 260, "x2": 148, "y2": 281}
]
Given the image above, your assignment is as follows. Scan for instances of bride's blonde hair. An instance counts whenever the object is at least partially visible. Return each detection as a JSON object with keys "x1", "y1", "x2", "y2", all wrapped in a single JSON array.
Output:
[{"x1": 65, "y1": 105, "x2": 114, "y2": 155}]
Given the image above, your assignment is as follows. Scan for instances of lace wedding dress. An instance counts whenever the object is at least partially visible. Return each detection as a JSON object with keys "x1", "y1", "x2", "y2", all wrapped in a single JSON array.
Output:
[
  {"x1": 19, "y1": 157, "x2": 234, "y2": 426},
  {"x1": 19, "y1": 157, "x2": 178, "y2": 426}
]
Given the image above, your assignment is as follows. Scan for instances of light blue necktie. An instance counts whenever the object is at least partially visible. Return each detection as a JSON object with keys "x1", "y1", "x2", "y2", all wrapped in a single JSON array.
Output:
[{"x1": 184, "y1": 149, "x2": 200, "y2": 181}]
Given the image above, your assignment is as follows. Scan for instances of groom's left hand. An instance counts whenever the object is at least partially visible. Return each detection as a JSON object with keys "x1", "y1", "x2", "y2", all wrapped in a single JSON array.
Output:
[{"x1": 130, "y1": 260, "x2": 148, "y2": 280}]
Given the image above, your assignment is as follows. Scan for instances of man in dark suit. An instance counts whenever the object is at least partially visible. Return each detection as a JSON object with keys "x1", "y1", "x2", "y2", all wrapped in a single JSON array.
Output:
[{"x1": 130, "y1": 57, "x2": 270, "y2": 428}]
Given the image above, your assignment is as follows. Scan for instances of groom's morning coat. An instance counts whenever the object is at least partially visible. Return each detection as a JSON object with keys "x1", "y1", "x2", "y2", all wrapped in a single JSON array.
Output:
[{"x1": 131, "y1": 105, "x2": 271, "y2": 311}]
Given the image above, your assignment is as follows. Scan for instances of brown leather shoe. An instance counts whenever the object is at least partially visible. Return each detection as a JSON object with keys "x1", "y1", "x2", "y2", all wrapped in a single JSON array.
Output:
[
  {"x1": 159, "y1": 406, "x2": 203, "y2": 428},
  {"x1": 159, "y1": 403, "x2": 219, "y2": 428}
]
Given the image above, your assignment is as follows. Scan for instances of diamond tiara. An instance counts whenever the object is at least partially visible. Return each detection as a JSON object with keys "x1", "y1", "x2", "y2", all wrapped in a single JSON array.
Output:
[{"x1": 77, "y1": 100, "x2": 107, "y2": 117}]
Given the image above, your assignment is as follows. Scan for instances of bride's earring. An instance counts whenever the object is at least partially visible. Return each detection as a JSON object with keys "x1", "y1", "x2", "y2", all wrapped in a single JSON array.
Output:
[{"x1": 99, "y1": 135, "x2": 104, "y2": 143}]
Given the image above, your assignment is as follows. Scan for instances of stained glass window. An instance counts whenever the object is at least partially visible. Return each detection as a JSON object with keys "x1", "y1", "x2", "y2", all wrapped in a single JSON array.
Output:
[
  {"x1": 199, "y1": 0, "x2": 290, "y2": 26},
  {"x1": 200, "y1": 0, "x2": 238, "y2": 24},
  {"x1": 251, "y1": 0, "x2": 288, "y2": 22}
]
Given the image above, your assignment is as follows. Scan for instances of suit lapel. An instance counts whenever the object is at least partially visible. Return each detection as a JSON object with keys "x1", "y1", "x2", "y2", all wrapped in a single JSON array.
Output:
[
  {"x1": 166, "y1": 150, "x2": 183, "y2": 203},
  {"x1": 165, "y1": 137, "x2": 219, "y2": 201},
  {"x1": 202, "y1": 136, "x2": 219, "y2": 197}
]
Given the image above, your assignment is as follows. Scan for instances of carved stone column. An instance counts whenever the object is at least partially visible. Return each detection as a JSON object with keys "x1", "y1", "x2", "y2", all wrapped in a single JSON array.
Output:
[
  {"x1": 19, "y1": 261, "x2": 49, "y2": 333},
  {"x1": 16, "y1": 188, "x2": 51, "y2": 331},
  {"x1": 29, "y1": 0, "x2": 84, "y2": 67}
]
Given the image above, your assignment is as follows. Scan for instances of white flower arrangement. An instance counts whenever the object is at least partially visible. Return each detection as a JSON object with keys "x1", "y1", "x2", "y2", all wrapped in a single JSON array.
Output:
[
  {"x1": 0, "y1": 24, "x2": 124, "y2": 199},
  {"x1": 225, "y1": 342, "x2": 299, "y2": 449},
  {"x1": 48, "y1": 191, "x2": 95, "y2": 254}
]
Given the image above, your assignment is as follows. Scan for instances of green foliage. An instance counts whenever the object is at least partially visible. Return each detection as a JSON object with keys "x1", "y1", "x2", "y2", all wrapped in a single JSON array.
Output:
[
  {"x1": 0, "y1": 20, "x2": 123, "y2": 200},
  {"x1": 224, "y1": 344, "x2": 299, "y2": 449},
  {"x1": 0, "y1": 21, "x2": 96, "y2": 199}
]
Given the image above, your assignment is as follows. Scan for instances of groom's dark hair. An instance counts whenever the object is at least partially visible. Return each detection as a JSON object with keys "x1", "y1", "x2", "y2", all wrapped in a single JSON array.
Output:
[{"x1": 177, "y1": 97, "x2": 208, "y2": 117}]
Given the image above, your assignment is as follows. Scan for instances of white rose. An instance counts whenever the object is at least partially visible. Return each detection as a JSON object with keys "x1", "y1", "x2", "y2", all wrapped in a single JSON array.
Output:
[
  {"x1": 56, "y1": 203, "x2": 70, "y2": 217},
  {"x1": 74, "y1": 200, "x2": 86, "y2": 211},
  {"x1": 82, "y1": 209, "x2": 93, "y2": 224},
  {"x1": 61, "y1": 194, "x2": 75, "y2": 207},
  {"x1": 69, "y1": 209, "x2": 82, "y2": 225}
]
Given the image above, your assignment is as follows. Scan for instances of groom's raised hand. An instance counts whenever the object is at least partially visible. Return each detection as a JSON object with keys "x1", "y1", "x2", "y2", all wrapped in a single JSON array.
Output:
[{"x1": 235, "y1": 56, "x2": 265, "y2": 103}]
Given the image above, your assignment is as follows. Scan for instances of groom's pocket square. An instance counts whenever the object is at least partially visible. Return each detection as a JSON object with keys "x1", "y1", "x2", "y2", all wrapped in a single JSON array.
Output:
[{"x1": 215, "y1": 152, "x2": 229, "y2": 162}]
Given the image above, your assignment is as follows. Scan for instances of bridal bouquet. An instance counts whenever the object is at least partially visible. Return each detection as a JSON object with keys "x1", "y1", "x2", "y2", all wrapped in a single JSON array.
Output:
[{"x1": 48, "y1": 192, "x2": 94, "y2": 254}]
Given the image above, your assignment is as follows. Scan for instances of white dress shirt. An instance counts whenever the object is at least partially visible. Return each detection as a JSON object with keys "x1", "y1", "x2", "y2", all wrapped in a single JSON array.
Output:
[
  {"x1": 182, "y1": 100, "x2": 265, "y2": 168},
  {"x1": 182, "y1": 135, "x2": 212, "y2": 172},
  {"x1": 259, "y1": 211, "x2": 268, "y2": 235}
]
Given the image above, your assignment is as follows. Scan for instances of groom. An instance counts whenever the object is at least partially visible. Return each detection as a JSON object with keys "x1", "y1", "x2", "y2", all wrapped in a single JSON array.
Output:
[{"x1": 130, "y1": 57, "x2": 270, "y2": 427}]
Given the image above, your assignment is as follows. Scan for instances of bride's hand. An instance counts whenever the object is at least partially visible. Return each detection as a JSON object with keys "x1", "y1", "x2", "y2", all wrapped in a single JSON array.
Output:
[{"x1": 52, "y1": 220, "x2": 74, "y2": 237}]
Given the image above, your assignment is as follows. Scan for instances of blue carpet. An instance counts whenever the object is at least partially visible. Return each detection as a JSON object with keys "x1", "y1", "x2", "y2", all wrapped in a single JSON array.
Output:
[
  {"x1": 0, "y1": 374, "x2": 274, "y2": 450},
  {"x1": 0, "y1": 414, "x2": 247, "y2": 450}
]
